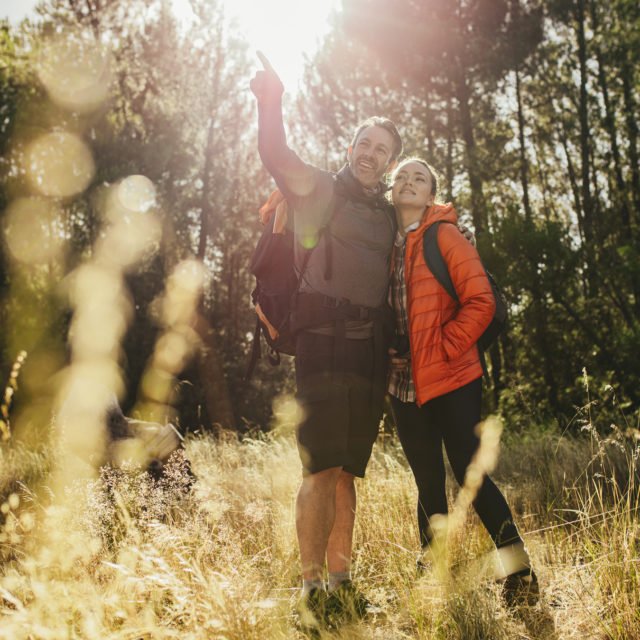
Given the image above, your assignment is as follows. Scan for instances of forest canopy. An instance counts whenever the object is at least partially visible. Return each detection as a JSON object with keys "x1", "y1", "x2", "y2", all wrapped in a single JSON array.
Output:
[{"x1": 1, "y1": 0, "x2": 639, "y2": 435}]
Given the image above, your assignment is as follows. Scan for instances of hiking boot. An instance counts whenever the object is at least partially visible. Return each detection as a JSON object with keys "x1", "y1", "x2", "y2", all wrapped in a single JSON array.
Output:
[
  {"x1": 295, "y1": 587, "x2": 328, "y2": 636},
  {"x1": 416, "y1": 555, "x2": 432, "y2": 575},
  {"x1": 325, "y1": 580, "x2": 377, "y2": 627},
  {"x1": 502, "y1": 570, "x2": 540, "y2": 607},
  {"x1": 417, "y1": 546, "x2": 448, "y2": 579}
]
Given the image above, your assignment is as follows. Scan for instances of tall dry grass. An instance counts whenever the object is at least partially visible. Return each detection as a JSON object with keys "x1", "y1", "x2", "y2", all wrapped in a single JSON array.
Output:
[{"x1": 0, "y1": 411, "x2": 638, "y2": 640}]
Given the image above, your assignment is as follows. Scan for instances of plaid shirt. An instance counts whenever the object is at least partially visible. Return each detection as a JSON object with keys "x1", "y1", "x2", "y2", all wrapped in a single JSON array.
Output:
[{"x1": 387, "y1": 222, "x2": 419, "y2": 403}]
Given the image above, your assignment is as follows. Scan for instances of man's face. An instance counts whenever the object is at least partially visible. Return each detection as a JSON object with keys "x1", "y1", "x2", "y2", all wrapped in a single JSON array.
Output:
[{"x1": 348, "y1": 126, "x2": 396, "y2": 188}]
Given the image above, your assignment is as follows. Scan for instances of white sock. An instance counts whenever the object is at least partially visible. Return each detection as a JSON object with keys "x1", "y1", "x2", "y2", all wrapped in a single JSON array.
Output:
[
  {"x1": 302, "y1": 579, "x2": 324, "y2": 595},
  {"x1": 328, "y1": 571, "x2": 351, "y2": 592}
]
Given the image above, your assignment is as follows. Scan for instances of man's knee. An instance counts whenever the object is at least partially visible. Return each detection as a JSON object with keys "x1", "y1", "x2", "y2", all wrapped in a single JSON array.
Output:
[
  {"x1": 301, "y1": 466, "x2": 343, "y2": 492},
  {"x1": 336, "y1": 470, "x2": 355, "y2": 489}
]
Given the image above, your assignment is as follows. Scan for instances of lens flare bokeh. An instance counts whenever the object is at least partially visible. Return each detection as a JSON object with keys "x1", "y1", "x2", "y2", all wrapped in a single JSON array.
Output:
[
  {"x1": 24, "y1": 131, "x2": 95, "y2": 198},
  {"x1": 37, "y1": 33, "x2": 112, "y2": 114},
  {"x1": 3, "y1": 198, "x2": 65, "y2": 265},
  {"x1": 100, "y1": 175, "x2": 162, "y2": 267},
  {"x1": 116, "y1": 175, "x2": 157, "y2": 214},
  {"x1": 134, "y1": 259, "x2": 206, "y2": 426}
]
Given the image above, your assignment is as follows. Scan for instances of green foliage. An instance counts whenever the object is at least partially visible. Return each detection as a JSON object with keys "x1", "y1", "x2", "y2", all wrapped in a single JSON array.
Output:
[
  {"x1": 0, "y1": 0, "x2": 285, "y2": 432},
  {"x1": 296, "y1": 0, "x2": 640, "y2": 427},
  {"x1": 0, "y1": 0, "x2": 639, "y2": 433}
]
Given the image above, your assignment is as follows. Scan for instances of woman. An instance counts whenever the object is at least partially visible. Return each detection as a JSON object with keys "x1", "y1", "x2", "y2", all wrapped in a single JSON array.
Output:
[{"x1": 388, "y1": 157, "x2": 538, "y2": 605}]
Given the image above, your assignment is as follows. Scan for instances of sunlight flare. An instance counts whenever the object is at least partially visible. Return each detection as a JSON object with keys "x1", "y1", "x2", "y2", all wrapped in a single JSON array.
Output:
[
  {"x1": 24, "y1": 132, "x2": 95, "y2": 198},
  {"x1": 171, "y1": 0, "x2": 340, "y2": 89},
  {"x1": 3, "y1": 198, "x2": 65, "y2": 265},
  {"x1": 37, "y1": 31, "x2": 112, "y2": 113}
]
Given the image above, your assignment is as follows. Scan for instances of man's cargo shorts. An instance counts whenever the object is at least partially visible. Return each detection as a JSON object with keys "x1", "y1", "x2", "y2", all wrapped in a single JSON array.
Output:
[{"x1": 294, "y1": 331, "x2": 386, "y2": 477}]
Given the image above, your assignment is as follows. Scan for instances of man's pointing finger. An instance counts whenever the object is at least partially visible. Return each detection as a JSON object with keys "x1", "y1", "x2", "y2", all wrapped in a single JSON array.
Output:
[{"x1": 256, "y1": 50, "x2": 275, "y2": 73}]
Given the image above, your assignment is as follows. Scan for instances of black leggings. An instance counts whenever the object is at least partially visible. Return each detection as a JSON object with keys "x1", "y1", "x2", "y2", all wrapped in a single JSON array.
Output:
[{"x1": 390, "y1": 378, "x2": 522, "y2": 550}]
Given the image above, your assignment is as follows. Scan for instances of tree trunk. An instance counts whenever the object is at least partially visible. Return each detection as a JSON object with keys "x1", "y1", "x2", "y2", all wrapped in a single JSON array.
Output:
[
  {"x1": 445, "y1": 93, "x2": 455, "y2": 203},
  {"x1": 621, "y1": 58, "x2": 640, "y2": 226},
  {"x1": 532, "y1": 130, "x2": 552, "y2": 219},
  {"x1": 620, "y1": 58, "x2": 640, "y2": 316},
  {"x1": 194, "y1": 46, "x2": 234, "y2": 429},
  {"x1": 197, "y1": 47, "x2": 225, "y2": 260},
  {"x1": 195, "y1": 314, "x2": 236, "y2": 430},
  {"x1": 454, "y1": 68, "x2": 487, "y2": 232},
  {"x1": 515, "y1": 66, "x2": 560, "y2": 413},
  {"x1": 558, "y1": 127, "x2": 583, "y2": 237},
  {"x1": 558, "y1": 129, "x2": 590, "y2": 297},
  {"x1": 197, "y1": 115, "x2": 217, "y2": 260},
  {"x1": 515, "y1": 65, "x2": 533, "y2": 223},
  {"x1": 575, "y1": 0, "x2": 597, "y2": 293},
  {"x1": 589, "y1": 2, "x2": 631, "y2": 236},
  {"x1": 423, "y1": 80, "x2": 434, "y2": 159}
]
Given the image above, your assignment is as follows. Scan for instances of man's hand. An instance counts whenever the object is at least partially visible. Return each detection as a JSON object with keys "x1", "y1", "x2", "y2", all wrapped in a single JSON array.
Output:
[
  {"x1": 458, "y1": 222, "x2": 476, "y2": 247},
  {"x1": 250, "y1": 51, "x2": 284, "y2": 103}
]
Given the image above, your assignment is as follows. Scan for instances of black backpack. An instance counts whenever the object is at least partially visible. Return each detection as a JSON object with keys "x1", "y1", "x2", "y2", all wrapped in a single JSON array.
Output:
[
  {"x1": 422, "y1": 221, "x2": 508, "y2": 372},
  {"x1": 245, "y1": 184, "x2": 346, "y2": 379},
  {"x1": 247, "y1": 209, "x2": 307, "y2": 360}
]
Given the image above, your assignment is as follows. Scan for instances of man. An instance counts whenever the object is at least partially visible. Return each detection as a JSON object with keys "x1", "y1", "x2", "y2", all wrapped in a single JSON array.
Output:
[{"x1": 250, "y1": 52, "x2": 401, "y2": 625}]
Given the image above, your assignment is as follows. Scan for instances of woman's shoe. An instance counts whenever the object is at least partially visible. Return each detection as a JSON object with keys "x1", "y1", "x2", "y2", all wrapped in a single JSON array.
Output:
[{"x1": 502, "y1": 569, "x2": 539, "y2": 607}]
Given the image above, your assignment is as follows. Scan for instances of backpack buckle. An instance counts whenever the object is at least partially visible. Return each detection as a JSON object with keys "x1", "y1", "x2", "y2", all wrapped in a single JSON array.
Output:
[{"x1": 321, "y1": 295, "x2": 346, "y2": 308}]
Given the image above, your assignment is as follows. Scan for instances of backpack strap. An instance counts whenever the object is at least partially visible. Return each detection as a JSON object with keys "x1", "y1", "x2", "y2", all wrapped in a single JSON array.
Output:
[
  {"x1": 422, "y1": 220, "x2": 459, "y2": 303},
  {"x1": 322, "y1": 175, "x2": 349, "y2": 281},
  {"x1": 245, "y1": 316, "x2": 263, "y2": 380},
  {"x1": 289, "y1": 178, "x2": 341, "y2": 306}
]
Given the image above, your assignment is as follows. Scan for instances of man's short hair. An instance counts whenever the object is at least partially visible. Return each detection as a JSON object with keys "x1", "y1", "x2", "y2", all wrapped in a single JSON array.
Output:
[{"x1": 350, "y1": 117, "x2": 403, "y2": 162}]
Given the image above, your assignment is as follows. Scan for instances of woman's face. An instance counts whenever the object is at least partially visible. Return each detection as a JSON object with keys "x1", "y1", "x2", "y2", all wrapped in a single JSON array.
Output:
[{"x1": 391, "y1": 161, "x2": 434, "y2": 209}]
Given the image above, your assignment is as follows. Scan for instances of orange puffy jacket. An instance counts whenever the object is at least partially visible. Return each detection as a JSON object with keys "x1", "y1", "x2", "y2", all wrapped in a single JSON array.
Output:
[{"x1": 404, "y1": 203, "x2": 495, "y2": 406}]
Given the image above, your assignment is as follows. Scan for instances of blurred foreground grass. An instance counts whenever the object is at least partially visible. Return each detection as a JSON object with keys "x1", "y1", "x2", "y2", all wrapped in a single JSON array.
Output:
[{"x1": 0, "y1": 422, "x2": 638, "y2": 640}]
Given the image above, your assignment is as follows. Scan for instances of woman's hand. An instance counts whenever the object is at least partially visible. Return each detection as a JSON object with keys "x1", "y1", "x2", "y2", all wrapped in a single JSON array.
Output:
[{"x1": 389, "y1": 347, "x2": 411, "y2": 371}]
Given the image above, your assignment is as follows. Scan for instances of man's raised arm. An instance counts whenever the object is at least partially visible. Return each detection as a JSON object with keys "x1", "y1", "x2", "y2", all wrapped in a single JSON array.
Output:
[{"x1": 250, "y1": 52, "x2": 314, "y2": 198}]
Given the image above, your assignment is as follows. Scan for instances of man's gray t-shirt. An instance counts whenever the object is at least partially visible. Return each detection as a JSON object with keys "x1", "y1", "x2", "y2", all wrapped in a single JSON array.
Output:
[{"x1": 289, "y1": 165, "x2": 395, "y2": 312}]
